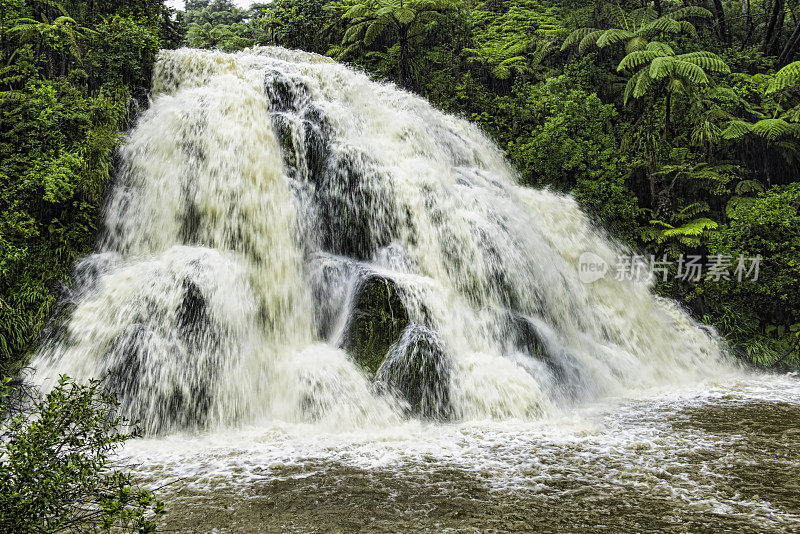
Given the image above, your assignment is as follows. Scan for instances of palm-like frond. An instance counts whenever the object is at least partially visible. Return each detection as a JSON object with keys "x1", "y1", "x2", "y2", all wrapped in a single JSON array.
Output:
[
  {"x1": 721, "y1": 119, "x2": 753, "y2": 140},
  {"x1": 617, "y1": 50, "x2": 659, "y2": 71},
  {"x1": 646, "y1": 17, "x2": 682, "y2": 34},
  {"x1": 364, "y1": 18, "x2": 387, "y2": 44},
  {"x1": 578, "y1": 29, "x2": 604, "y2": 54},
  {"x1": 751, "y1": 118, "x2": 799, "y2": 140},
  {"x1": 676, "y1": 51, "x2": 730, "y2": 73},
  {"x1": 625, "y1": 35, "x2": 648, "y2": 53},
  {"x1": 666, "y1": 6, "x2": 713, "y2": 20},
  {"x1": 596, "y1": 28, "x2": 634, "y2": 48},
  {"x1": 645, "y1": 41, "x2": 674, "y2": 55},
  {"x1": 766, "y1": 61, "x2": 800, "y2": 93},
  {"x1": 561, "y1": 27, "x2": 597, "y2": 51},
  {"x1": 734, "y1": 179, "x2": 764, "y2": 195}
]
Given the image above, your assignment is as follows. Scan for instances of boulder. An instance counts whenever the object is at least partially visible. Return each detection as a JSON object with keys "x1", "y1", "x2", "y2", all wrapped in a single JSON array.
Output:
[
  {"x1": 342, "y1": 274, "x2": 408, "y2": 374},
  {"x1": 376, "y1": 324, "x2": 452, "y2": 420}
]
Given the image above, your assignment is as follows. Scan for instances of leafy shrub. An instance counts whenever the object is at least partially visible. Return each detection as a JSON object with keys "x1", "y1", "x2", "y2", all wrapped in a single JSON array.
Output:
[{"x1": 0, "y1": 376, "x2": 165, "y2": 533}]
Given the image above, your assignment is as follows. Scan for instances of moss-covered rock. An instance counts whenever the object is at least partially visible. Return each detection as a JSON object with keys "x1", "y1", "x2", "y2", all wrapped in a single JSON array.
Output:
[
  {"x1": 343, "y1": 274, "x2": 408, "y2": 374},
  {"x1": 376, "y1": 324, "x2": 452, "y2": 420}
]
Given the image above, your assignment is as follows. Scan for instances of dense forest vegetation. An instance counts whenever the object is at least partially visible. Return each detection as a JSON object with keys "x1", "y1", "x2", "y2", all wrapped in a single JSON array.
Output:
[{"x1": 1, "y1": 0, "x2": 798, "y2": 377}]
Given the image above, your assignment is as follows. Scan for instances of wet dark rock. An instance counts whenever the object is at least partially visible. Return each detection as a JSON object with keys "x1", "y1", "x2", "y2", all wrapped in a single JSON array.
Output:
[
  {"x1": 376, "y1": 324, "x2": 452, "y2": 420},
  {"x1": 343, "y1": 274, "x2": 408, "y2": 375},
  {"x1": 264, "y1": 70, "x2": 310, "y2": 113},
  {"x1": 506, "y1": 313, "x2": 585, "y2": 400},
  {"x1": 176, "y1": 278, "x2": 212, "y2": 350},
  {"x1": 316, "y1": 151, "x2": 398, "y2": 260},
  {"x1": 105, "y1": 277, "x2": 219, "y2": 434},
  {"x1": 301, "y1": 106, "x2": 331, "y2": 181},
  {"x1": 269, "y1": 98, "x2": 331, "y2": 186},
  {"x1": 307, "y1": 254, "x2": 358, "y2": 341}
]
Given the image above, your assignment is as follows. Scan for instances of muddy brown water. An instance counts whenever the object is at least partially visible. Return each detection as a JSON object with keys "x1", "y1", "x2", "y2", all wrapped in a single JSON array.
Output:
[{"x1": 125, "y1": 376, "x2": 800, "y2": 533}]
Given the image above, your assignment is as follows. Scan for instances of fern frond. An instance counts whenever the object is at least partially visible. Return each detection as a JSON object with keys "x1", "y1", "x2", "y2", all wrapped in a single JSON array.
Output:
[
  {"x1": 578, "y1": 29, "x2": 605, "y2": 54},
  {"x1": 648, "y1": 56, "x2": 674, "y2": 80},
  {"x1": 645, "y1": 41, "x2": 674, "y2": 55},
  {"x1": 561, "y1": 27, "x2": 596, "y2": 51},
  {"x1": 632, "y1": 67, "x2": 654, "y2": 100},
  {"x1": 672, "y1": 59, "x2": 709, "y2": 84},
  {"x1": 646, "y1": 17, "x2": 681, "y2": 34},
  {"x1": 625, "y1": 35, "x2": 648, "y2": 53},
  {"x1": 677, "y1": 201, "x2": 710, "y2": 218},
  {"x1": 666, "y1": 6, "x2": 713, "y2": 20},
  {"x1": 721, "y1": 119, "x2": 753, "y2": 140},
  {"x1": 766, "y1": 61, "x2": 800, "y2": 93},
  {"x1": 661, "y1": 217, "x2": 717, "y2": 240},
  {"x1": 617, "y1": 50, "x2": 659, "y2": 71},
  {"x1": 395, "y1": 6, "x2": 415, "y2": 23},
  {"x1": 344, "y1": 4, "x2": 371, "y2": 18},
  {"x1": 678, "y1": 20, "x2": 697, "y2": 38},
  {"x1": 751, "y1": 118, "x2": 796, "y2": 140},
  {"x1": 364, "y1": 18, "x2": 387, "y2": 45},
  {"x1": 596, "y1": 28, "x2": 634, "y2": 48},
  {"x1": 734, "y1": 179, "x2": 764, "y2": 195},
  {"x1": 677, "y1": 52, "x2": 730, "y2": 73}
]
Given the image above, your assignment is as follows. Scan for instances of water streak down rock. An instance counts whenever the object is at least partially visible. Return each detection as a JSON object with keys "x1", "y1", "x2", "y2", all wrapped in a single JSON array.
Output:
[{"x1": 31, "y1": 47, "x2": 732, "y2": 434}]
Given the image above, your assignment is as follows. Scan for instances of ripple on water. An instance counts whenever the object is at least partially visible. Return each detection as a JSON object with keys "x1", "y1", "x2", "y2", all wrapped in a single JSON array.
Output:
[{"x1": 121, "y1": 376, "x2": 800, "y2": 532}]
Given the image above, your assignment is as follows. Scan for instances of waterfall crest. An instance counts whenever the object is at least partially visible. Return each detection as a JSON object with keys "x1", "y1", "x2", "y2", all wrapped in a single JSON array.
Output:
[{"x1": 32, "y1": 47, "x2": 732, "y2": 434}]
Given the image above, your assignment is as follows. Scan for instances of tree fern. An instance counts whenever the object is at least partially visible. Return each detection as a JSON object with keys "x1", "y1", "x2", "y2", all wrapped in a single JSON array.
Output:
[
  {"x1": 766, "y1": 61, "x2": 800, "y2": 93},
  {"x1": 618, "y1": 43, "x2": 728, "y2": 104},
  {"x1": 595, "y1": 28, "x2": 634, "y2": 48},
  {"x1": 665, "y1": 6, "x2": 713, "y2": 21},
  {"x1": 561, "y1": 5, "x2": 708, "y2": 56},
  {"x1": 751, "y1": 118, "x2": 799, "y2": 140},
  {"x1": 721, "y1": 119, "x2": 753, "y2": 140}
]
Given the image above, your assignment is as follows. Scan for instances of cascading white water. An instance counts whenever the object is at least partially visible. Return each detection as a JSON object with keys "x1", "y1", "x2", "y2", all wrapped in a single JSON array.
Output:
[{"x1": 31, "y1": 47, "x2": 734, "y2": 434}]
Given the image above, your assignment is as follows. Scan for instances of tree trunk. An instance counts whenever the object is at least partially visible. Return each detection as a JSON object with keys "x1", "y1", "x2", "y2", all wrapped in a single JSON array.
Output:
[
  {"x1": 763, "y1": 0, "x2": 785, "y2": 55},
  {"x1": 741, "y1": 0, "x2": 751, "y2": 35},
  {"x1": 654, "y1": 0, "x2": 663, "y2": 17},
  {"x1": 663, "y1": 91, "x2": 671, "y2": 142},
  {"x1": 740, "y1": 0, "x2": 754, "y2": 49},
  {"x1": 0, "y1": 1, "x2": 6, "y2": 66},
  {"x1": 398, "y1": 26, "x2": 413, "y2": 91},
  {"x1": 778, "y1": 21, "x2": 800, "y2": 65},
  {"x1": 712, "y1": 0, "x2": 729, "y2": 44}
]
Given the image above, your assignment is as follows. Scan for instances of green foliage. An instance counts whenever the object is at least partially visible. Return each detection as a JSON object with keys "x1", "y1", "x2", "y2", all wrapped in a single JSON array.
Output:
[
  {"x1": 561, "y1": 6, "x2": 711, "y2": 55},
  {"x1": 766, "y1": 61, "x2": 800, "y2": 94},
  {"x1": 260, "y1": 0, "x2": 330, "y2": 53},
  {"x1": 501, "y1": 78, "x2": 622, "y2": 187},
  {"x1": 640, "y1": 201, "x2": 719, "y2": 257},
  {"x1": 0, "y1": 375, "x2": 165, "y2": 532},
  {"x1": 335, "y1": 0, "x2": 459, "y2": 89},
  {"x1": 708, "y1": 184, "x2": 800, "y2": 325},
  {"x1": 703, "y1": 184, "x2": 800, "y2": 364},
  {"x1": 466, "y1": 0, "x2": 561, "y2": 81},
  {"x1": 618, "y1": 42, "x2": 730, "y2": 104},
  {"x1": 0, "y1": 1, "x2": 163, "y2": 368}
]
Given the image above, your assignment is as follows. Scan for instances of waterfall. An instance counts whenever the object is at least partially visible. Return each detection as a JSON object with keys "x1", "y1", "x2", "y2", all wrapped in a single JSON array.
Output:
[{"x1": 31, "y1": 47, "x2": 731, "y2": 434}]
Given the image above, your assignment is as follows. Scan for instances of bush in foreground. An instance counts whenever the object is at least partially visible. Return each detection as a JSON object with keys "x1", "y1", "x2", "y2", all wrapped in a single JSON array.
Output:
[{"x1": 0, "y1": 375, "x2": 164, "y2": 533}]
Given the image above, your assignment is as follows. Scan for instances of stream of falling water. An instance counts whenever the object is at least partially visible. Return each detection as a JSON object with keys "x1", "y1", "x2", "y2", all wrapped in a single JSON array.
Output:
[{"x1": 29, "y1": 47, "x2": 800, "y2": 531}]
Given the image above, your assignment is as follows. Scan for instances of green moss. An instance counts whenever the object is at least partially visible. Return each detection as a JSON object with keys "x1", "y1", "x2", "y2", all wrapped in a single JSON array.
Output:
[
  {"x1": 345, "y1": 276, "x2": 408, "y2": 375},
  {"x1": 376, "y1": 324, "x2": 452, "y2": 420}
]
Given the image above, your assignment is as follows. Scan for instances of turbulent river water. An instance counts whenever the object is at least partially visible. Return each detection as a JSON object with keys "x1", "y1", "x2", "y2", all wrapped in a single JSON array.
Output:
[{"x1": 30, "y1": 47, "x2": 800, "y2": 532}]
